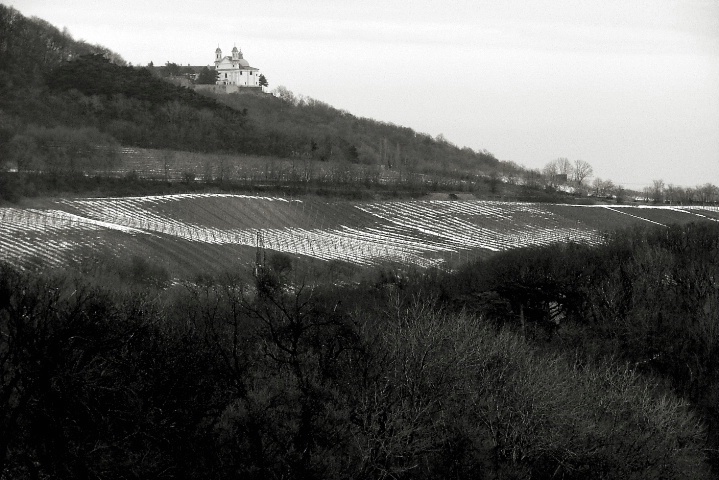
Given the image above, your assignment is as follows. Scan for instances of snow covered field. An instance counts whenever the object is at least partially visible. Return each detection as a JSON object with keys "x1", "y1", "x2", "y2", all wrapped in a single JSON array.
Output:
[{"x1": 2, "y1": 194, "x2": 716, "y2": 273}]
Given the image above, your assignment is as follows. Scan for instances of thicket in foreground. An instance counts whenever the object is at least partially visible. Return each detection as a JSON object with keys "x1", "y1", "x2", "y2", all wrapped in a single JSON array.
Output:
[
  {"x1": 430, "y1": 221, "x2": 719, "y2": 474},
  {"x1": 0, "y1": 259, "x2": 711, "y2": 479}
]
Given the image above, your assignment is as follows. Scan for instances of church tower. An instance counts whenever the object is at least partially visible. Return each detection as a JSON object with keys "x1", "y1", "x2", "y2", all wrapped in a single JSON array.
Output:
[
  {"x1": 232, "y1": 45, "x2": 240, "y2": 61},
  {"x1": 215, "y1": 46, "x2": 222, "y2": 64}
]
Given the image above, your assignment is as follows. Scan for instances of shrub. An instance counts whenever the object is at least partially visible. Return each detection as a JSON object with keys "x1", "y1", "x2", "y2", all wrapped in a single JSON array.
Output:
[{"x1": 349, "y1": 300, "x2": 711, "y2": 479}]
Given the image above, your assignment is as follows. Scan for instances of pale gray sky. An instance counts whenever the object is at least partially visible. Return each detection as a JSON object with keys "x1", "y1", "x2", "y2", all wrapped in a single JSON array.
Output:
[{"x1": 9, "y1": 0, "x2": 719, "y2": 188}]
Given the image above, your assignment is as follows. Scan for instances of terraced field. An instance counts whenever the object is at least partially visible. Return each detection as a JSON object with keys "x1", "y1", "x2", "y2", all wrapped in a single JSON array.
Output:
[{"x1": 1, "y1": 194, "x2": 717, "y2": 278}]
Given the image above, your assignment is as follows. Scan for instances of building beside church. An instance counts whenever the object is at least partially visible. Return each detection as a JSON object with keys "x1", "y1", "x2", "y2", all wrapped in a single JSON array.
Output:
[{"x1": 214, "y1": 45, "x2": 260, "y2": 88}]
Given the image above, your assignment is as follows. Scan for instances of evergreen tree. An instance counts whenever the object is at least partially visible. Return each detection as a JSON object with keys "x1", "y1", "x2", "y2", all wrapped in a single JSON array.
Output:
[
  {"x1": 258, "y1": 73, "x2": 268, "y2": 88},
  {"x1": 197, "y1": 66, "x2": 218, "y2": 85}
]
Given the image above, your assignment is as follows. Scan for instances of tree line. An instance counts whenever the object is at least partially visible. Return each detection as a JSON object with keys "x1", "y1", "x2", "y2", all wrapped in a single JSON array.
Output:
[{"x1": 538, "y1": 157, "x2": 719, "y2": 204}]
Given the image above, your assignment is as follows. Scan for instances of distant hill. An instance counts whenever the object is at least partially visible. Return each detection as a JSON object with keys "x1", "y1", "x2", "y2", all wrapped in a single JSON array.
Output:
[{"x1": 0, "y1": 5, "x2": 499, "y2": 193}]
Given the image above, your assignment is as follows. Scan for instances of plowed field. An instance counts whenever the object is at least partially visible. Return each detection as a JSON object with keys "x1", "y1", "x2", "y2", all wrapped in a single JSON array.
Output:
[{"x1": 2, "y1": 194, "x2": 717, "y2": 278}]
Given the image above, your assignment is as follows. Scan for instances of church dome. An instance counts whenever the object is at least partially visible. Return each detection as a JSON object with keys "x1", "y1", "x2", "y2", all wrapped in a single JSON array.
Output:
[
  {"x1": 215, "y1": 46, "x2": 222, "y2": 53},
  {"x1": 232, "y1": 46, "x2": 238, "y2": 52}
]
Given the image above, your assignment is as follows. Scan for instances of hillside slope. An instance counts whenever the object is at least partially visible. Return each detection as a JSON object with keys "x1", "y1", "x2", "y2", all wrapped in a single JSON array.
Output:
[
  {"x1": 2, "y1": 195, "x2": 717, "y2": 279},
  {"x1": 0, "y1": 5, "x2": 498, "y2": 189}
]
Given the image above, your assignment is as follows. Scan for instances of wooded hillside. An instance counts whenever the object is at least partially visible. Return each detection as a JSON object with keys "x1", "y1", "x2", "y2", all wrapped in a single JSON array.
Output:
[{"x1": 0, "y1": 5, "x2": 498, "y2": 185}]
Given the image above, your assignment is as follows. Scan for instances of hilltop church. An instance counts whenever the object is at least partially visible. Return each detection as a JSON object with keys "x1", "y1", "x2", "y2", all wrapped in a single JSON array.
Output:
[{"x1": 214, "y1": 45, "x2": 260, "y2": 88}]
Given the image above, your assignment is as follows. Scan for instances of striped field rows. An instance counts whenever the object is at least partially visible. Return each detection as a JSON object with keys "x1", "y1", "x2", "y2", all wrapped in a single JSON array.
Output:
[{"x1": 2, "y1": 194, "x2": 716, "y2": 273}]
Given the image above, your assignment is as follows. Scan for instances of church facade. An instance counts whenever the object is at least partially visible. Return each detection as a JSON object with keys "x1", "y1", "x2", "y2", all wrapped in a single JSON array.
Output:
[{"x1": 214, "y1": 46, "x2": 260, "y2": 87}]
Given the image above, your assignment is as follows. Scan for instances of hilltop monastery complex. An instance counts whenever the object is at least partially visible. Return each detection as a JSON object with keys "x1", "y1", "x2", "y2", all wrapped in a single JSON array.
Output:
[{"x1": 214, "y1": 45, "x2": 260, "y2": 88}]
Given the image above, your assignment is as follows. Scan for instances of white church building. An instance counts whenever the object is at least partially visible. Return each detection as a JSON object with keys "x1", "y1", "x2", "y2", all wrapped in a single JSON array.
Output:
[{"x1": 214, "y1": 45, "x2": 260, "y2": 88}]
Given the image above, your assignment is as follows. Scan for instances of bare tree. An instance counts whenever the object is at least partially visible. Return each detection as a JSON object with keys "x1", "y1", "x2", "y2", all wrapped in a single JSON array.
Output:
[
  {"x1": 696, "y1": 183, "x2": 719, "y2": 204},
  {"x1": 651, "y1": 179, "x2": 665, "y2": 204},
  {"x1": 642, "y1": 186, "x2": 653, "y2": 202},
  {"x1": 543, "y1": 158, "x2": 574, "y2": 186},
  {"x1": 679, "y1": 186, "x2": 695, "y2": 204},
  {"x1": 592, "y1": 177, "x2": 614, "y2": 197},
  {"x1": 592, "y1": 177, "x2": 602, "y2": 196},
  {"x1": 613, "y1": 184, "x2": 625, "y2": 203},
  {"x1": 498, "y1": 160, "x2": 521, "y2": 185},
  {"x1": 573, "y1": 159, "x2": 593, "y2": 185},
  {"x1": 665, "y1": 184, "x2": 681, "y2": 204},
  {"x1": 542, "y1": 161, "x2": 559, "y2": 187},
  {"x1": 272, "y1": 85, "x2": 297, "y2": 105}
]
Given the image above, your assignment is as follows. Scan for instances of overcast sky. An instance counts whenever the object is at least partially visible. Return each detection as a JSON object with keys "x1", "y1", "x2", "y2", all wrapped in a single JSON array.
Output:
[{"x1": 9, "y1": 0, "x2": 719, "y2": 188}]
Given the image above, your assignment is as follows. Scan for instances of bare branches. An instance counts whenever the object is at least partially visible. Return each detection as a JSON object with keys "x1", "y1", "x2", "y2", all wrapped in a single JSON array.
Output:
[{"x1": 573, "y1": 159, "x2": 593, "y2": 186}]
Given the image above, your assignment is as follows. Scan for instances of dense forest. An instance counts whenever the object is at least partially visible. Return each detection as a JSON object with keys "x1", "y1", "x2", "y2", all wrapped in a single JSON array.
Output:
[
  {"x1": 0, "y1": 5, "x2": 498, "y2": 186},
  {"x1": 2, "y1": 222, "x2": 718, "y2": 479}
]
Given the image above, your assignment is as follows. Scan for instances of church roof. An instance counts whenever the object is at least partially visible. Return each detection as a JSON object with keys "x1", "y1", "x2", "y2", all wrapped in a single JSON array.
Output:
[{"x1": 217, "y1": 56, "x2": 257, "y2": 69}]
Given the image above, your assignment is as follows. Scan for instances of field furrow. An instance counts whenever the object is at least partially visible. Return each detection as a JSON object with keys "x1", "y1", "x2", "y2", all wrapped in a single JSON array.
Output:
[{"x1": 2, "y1": 195, "x2": 715, "y2": 275}]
